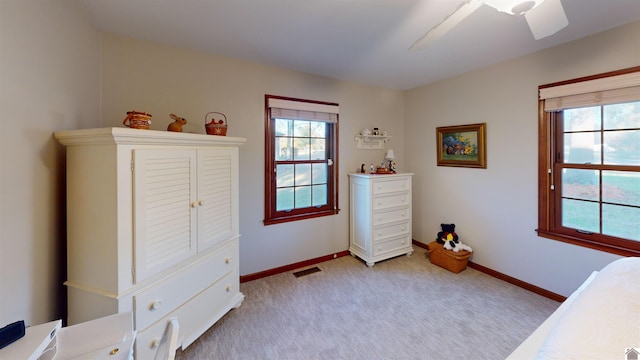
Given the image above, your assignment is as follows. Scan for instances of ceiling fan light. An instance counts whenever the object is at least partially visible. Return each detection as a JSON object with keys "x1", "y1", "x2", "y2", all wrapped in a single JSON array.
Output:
[{"x1": 482, "y1": 0, "x2": 544, "y2": 15}]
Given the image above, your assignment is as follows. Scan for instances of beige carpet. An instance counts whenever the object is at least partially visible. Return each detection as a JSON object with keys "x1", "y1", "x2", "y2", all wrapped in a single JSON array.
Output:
[{"x1": 175, "y1": 247, "x2": 559, "y2": 360}]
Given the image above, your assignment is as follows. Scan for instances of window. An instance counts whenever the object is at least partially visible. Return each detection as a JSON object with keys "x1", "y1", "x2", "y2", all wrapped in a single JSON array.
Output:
[
  {"x1": 538, "y1": 67, "x2": 640, "y2": 256},
  {"x1": 264, "y1": 95, "x2": 340, "y2": 225}
]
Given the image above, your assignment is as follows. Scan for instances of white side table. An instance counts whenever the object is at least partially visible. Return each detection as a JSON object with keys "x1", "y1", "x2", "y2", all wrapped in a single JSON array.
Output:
[
  {"x1": 0, "y1": 312, "x2": 135, "y2": 360},
  {"x1": 0, "y1": 320, "x2": 60, "y2": 360}
]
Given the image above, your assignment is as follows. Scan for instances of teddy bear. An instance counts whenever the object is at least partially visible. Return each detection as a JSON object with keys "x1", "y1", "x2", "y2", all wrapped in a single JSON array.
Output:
[{"x1": 436, "y1": 223, "x2": 473, "y2": 253}]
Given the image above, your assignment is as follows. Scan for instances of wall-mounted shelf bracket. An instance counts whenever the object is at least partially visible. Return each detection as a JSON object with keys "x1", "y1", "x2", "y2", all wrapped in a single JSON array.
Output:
[{"x1": 354, "y1": 135, "x2": 391, "y2": 150}]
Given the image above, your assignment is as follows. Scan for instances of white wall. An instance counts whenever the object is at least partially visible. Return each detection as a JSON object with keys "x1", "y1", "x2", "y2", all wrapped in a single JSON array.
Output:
[
  {"x1": 0, "y1": 0, "x2": 100, "y2": 326},
  {"x1": 98, "y1": 34, "x2": 406, "y2": 276},
  {"x1": 405, "y1": 21, "x2": 639, "y2": 297}
]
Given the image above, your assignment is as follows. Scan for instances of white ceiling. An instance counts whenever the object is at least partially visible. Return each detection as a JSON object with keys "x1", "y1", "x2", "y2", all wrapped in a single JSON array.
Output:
[{"x1": 75, "y1": 0, "x2": 640, "y2": 90}]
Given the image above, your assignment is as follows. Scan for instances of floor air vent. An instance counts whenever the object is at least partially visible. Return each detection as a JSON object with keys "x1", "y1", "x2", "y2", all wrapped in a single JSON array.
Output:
[{"x1": 293, "y1": 266, "x2": 321, "y2": 278}]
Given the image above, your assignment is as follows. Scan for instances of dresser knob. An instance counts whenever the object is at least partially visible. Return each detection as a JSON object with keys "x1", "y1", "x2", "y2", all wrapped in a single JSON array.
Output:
[
  {"x1": 225, "y1": 285, "x2": 232, "y2": 292},
  {"x1": 109, "y1": 348, "x2": 120, "y2": 355},
  {"x1": 191, "y1": 201, "x2": 196, "y2": 208},
  {"x1": 225, "y1": 257, "x2": 232, "y2": 264},
  {"x1": 198, "y1": 200, "x2": 204, "y2": 206},
  {"x1": 150, "y1": 301, "x2": 162, "y2": 311},
  {"x1": 151, "y1": 339, "x2": 160, "y2": 349}
]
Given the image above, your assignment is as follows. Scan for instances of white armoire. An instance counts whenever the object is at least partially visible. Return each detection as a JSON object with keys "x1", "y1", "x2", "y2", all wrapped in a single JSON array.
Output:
[
  {"x1": 55, "y1": 127, "x2": 245, "y2": 359},
  {"x1": 349, "y1": 173, "x2": 414, "y2": 267}
]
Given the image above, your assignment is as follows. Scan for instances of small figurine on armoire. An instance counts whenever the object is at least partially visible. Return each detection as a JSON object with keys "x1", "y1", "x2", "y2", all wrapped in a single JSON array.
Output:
[{"x1": 167, "y1": 114, "x2": 187, "y2": 132}]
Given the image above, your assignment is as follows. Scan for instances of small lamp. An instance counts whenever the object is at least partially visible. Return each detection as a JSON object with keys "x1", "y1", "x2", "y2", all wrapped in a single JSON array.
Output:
[{"x1": 385, "y1": 149, "x2": 395, "y2": 172}]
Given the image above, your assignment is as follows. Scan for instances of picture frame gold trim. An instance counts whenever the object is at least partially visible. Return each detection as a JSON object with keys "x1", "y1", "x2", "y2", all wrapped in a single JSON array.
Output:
[{"x1": 436, "y1": 123, "x2": 486, "y2": 168}]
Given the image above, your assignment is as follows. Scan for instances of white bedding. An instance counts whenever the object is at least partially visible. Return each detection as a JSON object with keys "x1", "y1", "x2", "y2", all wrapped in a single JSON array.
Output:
[
  {"x1": 506, "y1": 271, "x2": 598, "y2": 359},
  {"x1": 510, "y1": 257, "x2": 640, "y2": 359}
]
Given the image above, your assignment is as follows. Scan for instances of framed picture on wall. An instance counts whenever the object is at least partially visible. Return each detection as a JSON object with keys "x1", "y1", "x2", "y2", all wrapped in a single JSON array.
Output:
[{"x1": 436, "y1": 123, "x2": 486, "y2": 168}]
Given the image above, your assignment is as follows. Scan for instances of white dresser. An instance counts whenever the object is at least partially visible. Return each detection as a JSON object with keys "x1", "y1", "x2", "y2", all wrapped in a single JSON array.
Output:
[
  {"x1": 55, "y1": 128, "x2": 245, "y2": 359},
  {"x1": 348, "y1": 173, "x2": 413, "y2": 267}
]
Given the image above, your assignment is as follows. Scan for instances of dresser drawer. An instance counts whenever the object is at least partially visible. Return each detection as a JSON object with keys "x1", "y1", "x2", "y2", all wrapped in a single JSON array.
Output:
[
  {"x1": 133, "y1": 240, "x2": 236, "y2": 331},
  {"x1": 373, "y1": 207, "x2": 409, "y2": 225},
  {"x1": 135, "y1": 272, "x2": 241, "y2": 359},
  {"x1": 372, "y1": 178, "x2": 410, "y2": 195},
  {"x1": 373, "y1": 235, "x2": 411, "y2": 256},
  {"x1": 373, "y1": 221, "x2": 410, "y2": 241},
  {"x1": 373, "y1": 193, "x2": 409, "y2": 211}
]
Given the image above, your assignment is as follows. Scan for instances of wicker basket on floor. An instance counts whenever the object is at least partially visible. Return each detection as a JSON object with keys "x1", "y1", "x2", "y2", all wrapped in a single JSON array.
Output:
[{"x1": 427, "y1": 241, "x2": 472, "y2": 273}]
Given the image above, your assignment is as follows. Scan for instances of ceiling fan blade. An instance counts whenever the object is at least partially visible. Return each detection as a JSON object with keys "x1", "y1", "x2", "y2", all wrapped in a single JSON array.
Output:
[
  {"x1": 409, "y1": 0, "x2": 482, "y2": 52},
  {"x1": 524, "y1": 0, "x2": 568, "y2": 39}
]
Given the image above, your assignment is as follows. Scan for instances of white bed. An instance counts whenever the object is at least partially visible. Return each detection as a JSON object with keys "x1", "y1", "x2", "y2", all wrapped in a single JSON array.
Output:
[{"x1": 507, "y1": 257, "x2": 640, "y2": 360}]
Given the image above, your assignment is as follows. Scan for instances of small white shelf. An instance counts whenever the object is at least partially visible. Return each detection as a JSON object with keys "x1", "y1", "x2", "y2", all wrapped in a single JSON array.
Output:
[{"x1": 354, "y1": 135, "x2": 391, "y2": 149}]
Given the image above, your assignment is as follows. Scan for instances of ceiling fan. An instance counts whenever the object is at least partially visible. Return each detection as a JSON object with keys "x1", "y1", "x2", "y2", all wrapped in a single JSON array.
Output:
[{"x1": 409, "y1": 0, "x2": 568, "y2": 51}]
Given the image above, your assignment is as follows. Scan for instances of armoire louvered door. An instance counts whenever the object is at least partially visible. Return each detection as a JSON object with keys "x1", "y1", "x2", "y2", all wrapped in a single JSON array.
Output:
[
  {"x1": 197, "y1": 148, "x2": 237, "y2": 252},
  {"x1": 133, "y1": 149, "x2": 198, "y2": 283}
]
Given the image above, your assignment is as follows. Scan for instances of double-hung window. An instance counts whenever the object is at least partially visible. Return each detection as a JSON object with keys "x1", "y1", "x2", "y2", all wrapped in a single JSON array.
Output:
[
  {"x1": 264, "y1": 95, "x2": 340, "y2": 225},
  {"x1": 538, "y1": 67, "x2": 640, "y2": 256}
]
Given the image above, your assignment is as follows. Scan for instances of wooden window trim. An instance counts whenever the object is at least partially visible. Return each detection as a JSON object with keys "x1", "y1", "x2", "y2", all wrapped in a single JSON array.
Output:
[
  {"x1": 537, "y1": 66, "x2": 640, "y2": 257},
  {"x1": 263, "y1": 95, "x2": 340, "y2": 226}
]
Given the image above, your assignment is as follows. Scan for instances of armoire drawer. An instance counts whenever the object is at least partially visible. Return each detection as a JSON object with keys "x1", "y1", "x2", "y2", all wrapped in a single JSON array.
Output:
[
  {"x1": 373, "y1": 207, "x2": 409, "y2": 225},
  {"x1": 372, "y1": 193, "x2": 409, "y2": 210},
  {"x1": 133, "y1": 240, "x2": 236, "y2": 331},
  {"x1": 373, "y1": 221, "x2": 410, "y2": 241},
  {"x1": 372, "y1": 178, "x2": 411, "y2": 195},
  {"x1": 135, "y1": 272, "x2": 240, "y2": 359},
  {"x1": 372, "y1": 235, "x2": 411, "y2": 256}
]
